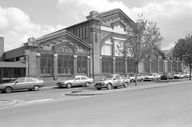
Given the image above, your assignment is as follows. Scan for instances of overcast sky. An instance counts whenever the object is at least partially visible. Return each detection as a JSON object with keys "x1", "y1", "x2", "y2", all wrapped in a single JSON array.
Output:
[{"x1": 0, "y1": 0, "x2": 192, "y2": 51}]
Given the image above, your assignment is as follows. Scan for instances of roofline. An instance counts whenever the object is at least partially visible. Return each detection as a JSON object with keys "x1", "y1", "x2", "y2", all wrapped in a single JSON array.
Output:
[
  {"x1": 100, "y1": 8, "x2": 135, "y2": 26},
  {"x1": 36, "y1": 30, "x2": 92, "y2": 49}
]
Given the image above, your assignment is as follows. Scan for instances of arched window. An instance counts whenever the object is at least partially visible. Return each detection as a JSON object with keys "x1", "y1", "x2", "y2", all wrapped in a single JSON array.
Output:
[
  {"x1": 114, "y1": 40, "x2": 124, "y2": 57},
  {"x1": 101, "y1": 39, "x2": 112, "y2": 56}
]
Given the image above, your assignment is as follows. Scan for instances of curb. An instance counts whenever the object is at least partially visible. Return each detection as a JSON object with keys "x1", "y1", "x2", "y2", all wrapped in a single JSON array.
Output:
[{"x1": 65, "y1": 80, "x2": 192, "y2": 96}]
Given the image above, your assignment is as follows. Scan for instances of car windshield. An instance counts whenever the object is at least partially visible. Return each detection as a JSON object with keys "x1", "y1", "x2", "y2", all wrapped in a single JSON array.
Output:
[
  {"x1": 103, "y1": 75, "x2": 114, "y2": 80},
  {"x1": 129, "y1": 74, "x2": 135, "y2": 77},
  {"x1": 8, "y1": 78, "x2": 17, "y2": 83}
]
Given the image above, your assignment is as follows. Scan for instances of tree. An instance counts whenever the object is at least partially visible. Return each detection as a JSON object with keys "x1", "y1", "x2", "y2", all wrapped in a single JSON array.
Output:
[
  {"x1": 125, "y1": 16, "x2": 163, "y2": 86},
  {"x1": 173, "y1": 35, "x2": 192, "y2": 80}
]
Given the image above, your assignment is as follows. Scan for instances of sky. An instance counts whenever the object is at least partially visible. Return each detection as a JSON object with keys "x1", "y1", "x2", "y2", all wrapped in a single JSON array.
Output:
[{"x1": 0, "y1": 0, "x2": 192, "y2": 51}]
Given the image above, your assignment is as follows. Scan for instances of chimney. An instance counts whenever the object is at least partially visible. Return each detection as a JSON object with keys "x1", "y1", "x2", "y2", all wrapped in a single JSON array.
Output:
[
  {"x1": 86, "y1": 11, "x2": 101, "y2": 20},
  {"x1": 0, "y1": 37, "x2": 4, "y2": 61}
]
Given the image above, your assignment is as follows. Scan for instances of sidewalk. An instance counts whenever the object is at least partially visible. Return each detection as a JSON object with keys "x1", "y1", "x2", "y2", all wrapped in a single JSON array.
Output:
[{"x1": 65, "y1": 80, "x2": 192, "y2": 96}]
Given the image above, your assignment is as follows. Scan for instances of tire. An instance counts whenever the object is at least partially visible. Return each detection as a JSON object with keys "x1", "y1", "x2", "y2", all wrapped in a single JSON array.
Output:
[
  {"x1": 107, "y1": 84, "x2": 112, "y2": 90},
  {"x1": 124, "y1": 82, "x2": 129, "y2": 88},
  {"x1": 57, "y1": 83, "x2": 63, "y2": 88},
  {"x1": 33, "y1": 85, "x2": 40, "y2": 91},
  {"x1": 84, "y1": 82, "x2": 90, "y2": 87},
  {"x1": 66, "y1": 83, "x2": 72, "y2": 88},
  {"x1": 4, "y1": 87, "x2": 12, "y2": 93},
  {"x1": 114, "y1": 86, "x2": 118, "y2": 89},
  {"x1": 97, "y1": 88, "x2": 101, "y2": 90}
]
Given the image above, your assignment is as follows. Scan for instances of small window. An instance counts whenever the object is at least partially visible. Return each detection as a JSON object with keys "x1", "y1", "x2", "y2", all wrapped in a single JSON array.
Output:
[
  {"x1": 16, "y1": 78, "x2": 26, "y2": 83},
  {"x1": 74, "y1": 77, "x2": 80, "y2": 80},
  {"x1": 81, "y1": 77, "x2": 87, "y2": 80}
]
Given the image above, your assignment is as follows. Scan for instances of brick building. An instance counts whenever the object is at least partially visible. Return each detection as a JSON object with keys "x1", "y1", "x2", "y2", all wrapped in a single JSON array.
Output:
[{"x1": 0, "y1": 9, "x2": 183, "y2": 83}]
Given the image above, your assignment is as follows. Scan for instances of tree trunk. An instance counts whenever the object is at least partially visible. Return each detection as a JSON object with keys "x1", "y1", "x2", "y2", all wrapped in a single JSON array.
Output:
[
  {"x1": 135, "y1": 62, "x2": 138, "y2": 86},
  {"x1": 190, "y1": 64, "x2": 191, "y2": 80}
]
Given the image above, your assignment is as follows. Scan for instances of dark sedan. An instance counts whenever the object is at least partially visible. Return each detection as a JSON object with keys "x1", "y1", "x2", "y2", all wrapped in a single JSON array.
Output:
[{"x1": 160, "y1": 73, "x2": 174, "y2": 80}]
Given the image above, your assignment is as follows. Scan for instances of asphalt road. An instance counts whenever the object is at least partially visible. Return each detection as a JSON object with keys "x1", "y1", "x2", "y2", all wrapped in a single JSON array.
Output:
[{"x1": 0, "y1": 81, "x2": 192, "y2": 127}]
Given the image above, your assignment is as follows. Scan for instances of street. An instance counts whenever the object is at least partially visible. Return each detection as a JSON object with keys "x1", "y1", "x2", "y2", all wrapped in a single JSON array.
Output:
[{"x1": 0, "y1": 81, "x2": 192, "y2": 127}]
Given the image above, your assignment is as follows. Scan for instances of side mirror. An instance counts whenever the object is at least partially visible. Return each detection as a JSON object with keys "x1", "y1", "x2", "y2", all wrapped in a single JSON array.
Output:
[{"x1": 15, "y1": 81, "x2": 18, "y2": 84}]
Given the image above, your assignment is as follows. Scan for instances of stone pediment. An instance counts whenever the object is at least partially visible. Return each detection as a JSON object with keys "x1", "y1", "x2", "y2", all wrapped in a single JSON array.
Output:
[
  {"x1": 100, "y1": 9, "x2": 135, "y2": 30},
  {"x1": 87, "y1": 9, "x2": 134, "y2": 33}
]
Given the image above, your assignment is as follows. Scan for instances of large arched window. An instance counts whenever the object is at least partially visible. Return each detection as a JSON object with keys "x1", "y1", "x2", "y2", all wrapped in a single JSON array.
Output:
[
  {"x1": 114, "y1": 40, "x2": 124, "y2": 57},
  {"x1": 101, "y1": 39, "x2": 112, "y2": 56}
]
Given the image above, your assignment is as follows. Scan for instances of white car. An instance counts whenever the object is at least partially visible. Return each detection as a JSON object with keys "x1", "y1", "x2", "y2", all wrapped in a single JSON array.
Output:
[
  {"x1": 174, "y1": 73, "x2": 181, "y2": 79},
  {"x1": 94, "y1": 74, "x2": 130, "y2": 90},
  {"x1": 151, "y1": 73, "x2": 161, "y2": 80},
  {"x1": 127, "y1": 73, "x2": 144, "y2": 82},
  {"x1": 143, "y1": 74, "x2": 153, "y2": 81},
  {"x1": 56, "y1": 75, "x2": 94, "y2": 88},
  {"x1": 180, "y1": 73, "x2": 186, "y2": 79}
]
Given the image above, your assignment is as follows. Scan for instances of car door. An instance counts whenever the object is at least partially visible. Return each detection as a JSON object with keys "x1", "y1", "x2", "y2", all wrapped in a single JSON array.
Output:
[
  {"x1": 26, "y1": 77, "x2": 36, "y2": 89},
  {"x1": 73, "y1": 77, "x2": 81, "y2": 86},
  {"x1": 113, "y1": 76, "x2": 120, "y2": 86},
  {"x1": 14, "y1": 77, "x2": 27, "y2": 90},
  {"x1": 80, "y1": 76, "x2": 87, "y2": 86}
]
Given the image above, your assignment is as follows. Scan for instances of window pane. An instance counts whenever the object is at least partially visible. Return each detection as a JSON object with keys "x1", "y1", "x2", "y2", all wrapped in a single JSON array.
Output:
[
  {"x1": 58, "y1": 55, "x2": 73, "y2": 74},
  {"x1": 102, "y1": 57, "x2": 113, "y2": 73},
  {"x1": 40, "y1": 53, "x2": 54, "y2": 74},
  {"x1": 77, "y1": 56, "x2": 87, "y2": 74},
  {"x1": 101, "y1": 44, "x2": 112, "y2": 56}
]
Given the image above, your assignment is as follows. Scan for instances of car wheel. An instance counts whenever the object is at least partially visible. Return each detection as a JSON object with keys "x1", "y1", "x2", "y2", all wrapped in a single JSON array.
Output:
[
  {"x1": 114, "y1": 86, "x2": 118, "y2": 89},
  {"x1": 4, "y1": 87, "x2": 12, "y2": 93},
  {"x1": 97, "y1": 88, "x2": 101, "y2": 90},
  {"x1": 84, "y1": 82, "x2": 90, "y2": 87},
  {"x1": 66, "y1": 83, "x2": 72, "y2": 88},
  {"x1": 107, "y1": 84, "x2": 112, "y2": 90},
  {"x1": 124, "y1": 82, "x2": 129, "y2": 88},
  {"x1": 33, "y1": 85, "x2": 40, "y2": 91}
]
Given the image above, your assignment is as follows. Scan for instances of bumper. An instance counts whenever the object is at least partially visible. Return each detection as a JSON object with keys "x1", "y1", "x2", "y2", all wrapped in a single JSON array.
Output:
[
  {"x1": 56, "y1": 82, "x2": 66, "y2": 87},
  {"x1": 94, "y1": 83, "x2": 107, "y2": 88}
]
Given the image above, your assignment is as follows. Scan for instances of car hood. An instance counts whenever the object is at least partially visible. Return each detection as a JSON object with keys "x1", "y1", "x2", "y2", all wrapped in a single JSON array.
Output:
[
  {"x1": 58, "y1": 79, "x2": 73, "y2": 83},
  {"x1": 96, "y1": 80, "x2": 111, "y2": 84},
  {"x1": 0, "y1": 82, "x2": 14, "y2": 86}
]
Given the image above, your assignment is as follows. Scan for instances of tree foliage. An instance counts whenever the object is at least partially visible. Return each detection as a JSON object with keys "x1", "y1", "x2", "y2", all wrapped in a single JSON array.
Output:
[
  {"x1": 173, "y1": 35, "x2": 192, "y2": 80},
  {"x1": 125, "y1": 16, "x2": 163, "y2": 85},
  {"x1": 173, "y1": 36, "x2": 192, "y2": 65}
]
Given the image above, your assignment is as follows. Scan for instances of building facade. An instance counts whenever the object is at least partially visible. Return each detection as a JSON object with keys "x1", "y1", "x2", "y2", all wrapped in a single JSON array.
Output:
[{"x1": 0, "y1": 9, "x2": 183, "y2": 82}]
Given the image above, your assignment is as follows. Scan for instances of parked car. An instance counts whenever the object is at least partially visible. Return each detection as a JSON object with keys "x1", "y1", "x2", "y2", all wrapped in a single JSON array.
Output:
[
  {"x1": 0, "y1": 77, "x2": 44, "y2": 93},
  {"x1": 174, "y1": 73, "x2": 181, "y2": 79},
  {"x1": 94, "y1": 74, "x2": 130, "y2": 90},
  {"x1": 143, "y1": 74, "x2": 153, "y2": 81},
  {"x1": 184, "y1": 73, "x2": 190, "y2": 78},
  {"x1": 127, "y1": 73, "x2": 143, "y2": 82},
  {"x1": 56, "y1": 75, "x2": 93, "y2": 88},
  {"x1": 136, "y1": 74, "x2": 144, "y2": 82},
  {"x1": 160, "y1": 73, "x2": 174, "y2": 80},
  {"x1": 151, "y1": 73, "x2": 161, "y2": 80},
  {"x1": 127, "y1": 73, "x2": 144, "y2": 82},
  {"x1": 180, "y1": 73, "x2": 187, "y2": 79},
  {"x1": 127, "y1": 74, "x2": 135, "y2": 83}
]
